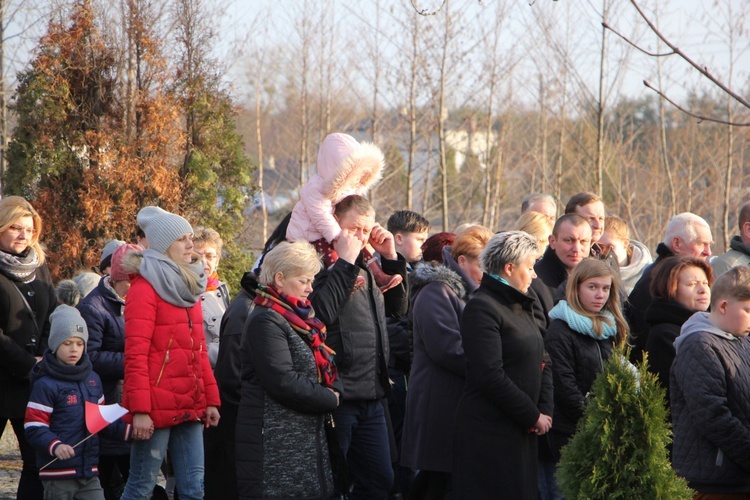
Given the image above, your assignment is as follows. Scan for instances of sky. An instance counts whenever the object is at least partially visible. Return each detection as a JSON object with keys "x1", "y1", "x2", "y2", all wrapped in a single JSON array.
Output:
[
  {"x1": 213, "y1": 0, "x2": 750, "y2": 110},
  {"x1": 3, "y1": 0, "x2": 747, "y2": 113}
]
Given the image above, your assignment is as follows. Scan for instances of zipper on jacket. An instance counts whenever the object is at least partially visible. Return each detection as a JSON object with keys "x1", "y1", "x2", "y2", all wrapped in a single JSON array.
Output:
[
  {"x1": 155, "y1": 337, "x2": 174, "y2": 387},
  {"x1": 187, "y1": 309, "x2": 196, "y2": 362}
]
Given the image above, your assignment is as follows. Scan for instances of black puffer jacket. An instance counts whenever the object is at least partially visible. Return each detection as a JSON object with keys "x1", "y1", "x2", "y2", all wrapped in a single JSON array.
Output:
[
  {"x1": 671, "y1": 313, "x2": 750, "y2": 493},
  {"x1": 544, "y1": 318, "x2": 614, "y2": 439},
  {"x1": 626, "y1": 242, "x2": 674, "y2": 362},
  {"x1": 310, "y1": 255, "x2": 408, "y2": 401},
  {"x1": 644, "y1": 299, "x2": 694, "y2": 403}
]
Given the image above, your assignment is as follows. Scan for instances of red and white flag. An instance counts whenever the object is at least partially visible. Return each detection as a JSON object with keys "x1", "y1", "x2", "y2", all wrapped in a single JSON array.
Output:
[{"x1": 85, "y1": 402, "x2": 128, "y2": 435}]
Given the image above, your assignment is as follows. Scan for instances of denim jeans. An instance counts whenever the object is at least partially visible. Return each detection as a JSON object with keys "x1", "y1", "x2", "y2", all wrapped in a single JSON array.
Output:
[
  {"x1": 334, "y1": 399, "x2": 394, "y2": 499},
  {"x1": 121, "y1": 422, "x2": 204, "y2": 500}
]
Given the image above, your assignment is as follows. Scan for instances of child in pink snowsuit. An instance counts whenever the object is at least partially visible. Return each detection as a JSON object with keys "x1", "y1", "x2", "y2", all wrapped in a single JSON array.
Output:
[{"x1": 286, "y1": 133, "x2": 402, "y2": 292}]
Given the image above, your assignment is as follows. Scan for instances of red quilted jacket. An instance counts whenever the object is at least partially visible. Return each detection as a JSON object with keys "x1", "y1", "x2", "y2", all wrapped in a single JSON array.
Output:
[{"x1": 123, "y1": 275, "x2": 220, "y2": 428}]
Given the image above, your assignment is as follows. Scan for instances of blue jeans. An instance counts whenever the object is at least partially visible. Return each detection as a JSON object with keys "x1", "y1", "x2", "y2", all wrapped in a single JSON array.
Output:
[
  {"x1": 121, "y1": 422, "x2": 204, "y2": 500},
  {"x1": 334, "y1": 399, "x2": 394, "y2": 499}
]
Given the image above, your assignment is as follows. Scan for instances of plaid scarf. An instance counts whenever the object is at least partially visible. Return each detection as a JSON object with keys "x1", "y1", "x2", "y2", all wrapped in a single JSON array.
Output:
[{"x1": 254, "y1": 284, "x2": 337, "y2": 387}]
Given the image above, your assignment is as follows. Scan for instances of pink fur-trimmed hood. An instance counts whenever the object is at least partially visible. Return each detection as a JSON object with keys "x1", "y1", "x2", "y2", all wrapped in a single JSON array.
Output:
[{"x1": 316, "y1": 133, "x2": 385, "y2": 202}]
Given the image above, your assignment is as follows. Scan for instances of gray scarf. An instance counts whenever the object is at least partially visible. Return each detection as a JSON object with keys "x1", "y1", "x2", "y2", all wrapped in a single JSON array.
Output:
[
  {"x1": 0, "y1": 247, "x2": 40, "y2": 283},
  {"x1": 139, "y1": 249, "x2": 207, "y2": 307}
]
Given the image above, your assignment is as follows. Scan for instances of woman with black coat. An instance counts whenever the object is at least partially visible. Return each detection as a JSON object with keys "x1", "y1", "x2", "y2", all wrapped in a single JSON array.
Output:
[
  {"x1": 0, "y1": 196, "x2": 56, "y2": 498},
  {"x1": 452, "y1": 231, "x2": 553, "y2": 499},
  {"x1": 401, "y1": 225, "x2": 492, "y2": 498},
  {"x1": 235, "y1": 241, "x2": 342, "y2": 499},
  {"x1": 543, "y1": 258, "x2": 629, "y2": 497},
  {"x1": 644, "y1": 256, "x2": 712, "y2": 403}
]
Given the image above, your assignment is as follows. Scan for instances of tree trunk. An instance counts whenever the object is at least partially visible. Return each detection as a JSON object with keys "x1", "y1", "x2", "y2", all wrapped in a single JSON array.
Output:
[
  {"x1": 657, "y1": 45, "x2": 676, "y2": 218},
  {"x1": 437, "y1": 0, "x2": 450, "y2": 231},
  {"x1": 406, "y1": 12, "x2": 418, "y2": 211},
  {"x1": 595, "y1": 0, "x2": 608, "y2": 198},
  {"x1": 256, "y1": 68, "x2": 267, "y2": 244}
]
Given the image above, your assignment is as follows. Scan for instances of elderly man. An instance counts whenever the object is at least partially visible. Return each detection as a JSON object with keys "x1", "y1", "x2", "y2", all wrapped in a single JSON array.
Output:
[
  {"x1": 712, "y1": 201, "x2": 750, "y2": 277},
  {"x1": 530, "y1": 214, "x2": 592, "y2": 326},
  {"x1": 310, "y1": 194, "x2": 408, "y2": 499},
  {"x1": 627, "y1": 212, "x2": 713, "y2": 362},
  {"x1": 522, "y1": 193, "x2": 557, "y2": 223}
]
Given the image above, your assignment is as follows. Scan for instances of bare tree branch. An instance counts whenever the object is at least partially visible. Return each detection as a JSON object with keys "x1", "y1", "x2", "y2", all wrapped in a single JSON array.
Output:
[
  {"x1": 643, "y1": 80, "x2": 750, "y2": 127},
  {"x1": 602, "y1": 21, "x2": 674, "y2": 57},
  {"x1": 627, "y1": 0, "x2": 750, "y2": 110}
]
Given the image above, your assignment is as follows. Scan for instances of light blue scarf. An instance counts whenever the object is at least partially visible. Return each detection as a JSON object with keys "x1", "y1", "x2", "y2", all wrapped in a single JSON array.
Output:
[{"x1": 549, "y1": 300, "x2": 617, "y2": 340}]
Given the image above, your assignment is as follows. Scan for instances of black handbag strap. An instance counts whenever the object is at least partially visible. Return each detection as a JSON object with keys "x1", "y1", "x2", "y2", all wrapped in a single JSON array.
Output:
[{"x1": 12, "y1": 283, "x2": 41, "y2": 337}]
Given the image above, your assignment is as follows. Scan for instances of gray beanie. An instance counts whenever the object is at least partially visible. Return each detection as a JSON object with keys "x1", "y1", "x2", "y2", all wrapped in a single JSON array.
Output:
[
  {"x1": 49, "y1": 305, "x2": 89, "y2": 353},
  {"x1": 73, "y1": 272, "x2": 101, "y2": 299},
  {"x1": 100, "y1": 239, "x2": 126, "y2": 270},
  {"x1": 137, "y1": 206, "x2": 193, "y2": 255}
]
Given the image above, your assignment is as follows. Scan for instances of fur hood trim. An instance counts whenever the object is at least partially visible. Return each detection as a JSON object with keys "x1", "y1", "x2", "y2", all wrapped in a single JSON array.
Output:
[
  {"x1": 410, "y1": 263, "x2": 466, "y2": 299},
  {"x1": 317, "y1": 134, "x2": 385, "y2": 202},
  {"x1": 120, "y1": 249, "x2": 143, "y2": 276}
]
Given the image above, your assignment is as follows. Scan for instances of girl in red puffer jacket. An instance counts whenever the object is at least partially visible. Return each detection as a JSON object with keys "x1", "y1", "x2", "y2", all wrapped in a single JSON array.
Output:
[{"x1": 120, "y1": 206, "x2": 220, "y2": 500}]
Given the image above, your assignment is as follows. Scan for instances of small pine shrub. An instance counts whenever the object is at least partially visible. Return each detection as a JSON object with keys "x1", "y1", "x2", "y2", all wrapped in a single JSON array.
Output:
[{"x1": 556, "y1": 348, "x2": 692, "y2": 499}]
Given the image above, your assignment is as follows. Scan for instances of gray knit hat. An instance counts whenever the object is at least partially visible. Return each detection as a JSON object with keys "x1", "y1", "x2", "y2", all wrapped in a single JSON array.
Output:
[
  {"x1": 73, "y1": 272, "x2": 101, "y2": 299},
  {"x1": 49, "y1": 305, "x2": 89, "y2": 353},
  {"x1": 136, "y1": 206, "x2": 193, "y2": 255},
  {"x1": 100, "y1": 239, "x2": 126, "y2": 270}
]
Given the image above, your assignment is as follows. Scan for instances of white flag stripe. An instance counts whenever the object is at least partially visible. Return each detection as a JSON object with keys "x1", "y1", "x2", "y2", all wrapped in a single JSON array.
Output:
[{"x1": 99, "y1": 403, "x2": 128, "y2": 423}]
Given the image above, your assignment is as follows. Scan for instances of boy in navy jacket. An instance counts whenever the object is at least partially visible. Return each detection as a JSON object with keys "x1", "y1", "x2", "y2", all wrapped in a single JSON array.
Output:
[{"x1": 25, "y1": 305, "x2": 130, "y2": 499}]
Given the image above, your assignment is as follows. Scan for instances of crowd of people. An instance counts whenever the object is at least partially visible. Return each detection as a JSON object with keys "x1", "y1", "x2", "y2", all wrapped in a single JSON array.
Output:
[{"x1": 1, "y1": 133, "x2": 750, "y2": 499}]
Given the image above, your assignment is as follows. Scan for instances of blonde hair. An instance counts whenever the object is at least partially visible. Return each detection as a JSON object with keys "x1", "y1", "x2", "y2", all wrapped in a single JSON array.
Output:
[
  {"x1": 603, "y1": 215, "x2": 633, "y2": 262},
  {"x1": 259, "y1": 241, "x2": 322, "y2": 285},
  {"x1": 566, "y1": 258, "x2": 629, "y2": 345},
  {"x1": 603, "y1": 215, "x2": 630, "y2": 241},
  {"x1": 710, "y1": 266, "x2": 750, "y2": 309},
  {"x1": 0, "y1": 196, "x2": 45, "y2": 264},
  {"x1": 192, "y1": 226, "x2": 223, "y2": 252},
  {"x1": 166, "y1": 238, "x2": 203, "y2": 296},
  {"x1": 514, "y1": 212, "x2": 552, "y2": 249},
  {"x1": 451, "y1": 225, "x2": 493, "y2": 261}
]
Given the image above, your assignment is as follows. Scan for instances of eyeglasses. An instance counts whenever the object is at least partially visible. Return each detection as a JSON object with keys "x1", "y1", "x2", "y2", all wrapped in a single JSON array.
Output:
[{"x1": 7, "y1": 225, "x2": 37, "y2": 237}]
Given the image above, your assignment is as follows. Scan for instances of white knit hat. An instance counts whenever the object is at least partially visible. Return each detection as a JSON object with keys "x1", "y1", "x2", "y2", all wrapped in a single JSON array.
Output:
[
  {"x1": 136, "y1": 206, "x2": 193, "y2": 254},
  {"x1": 49, "y1": 305, "x2": 89, "y2": 353}
]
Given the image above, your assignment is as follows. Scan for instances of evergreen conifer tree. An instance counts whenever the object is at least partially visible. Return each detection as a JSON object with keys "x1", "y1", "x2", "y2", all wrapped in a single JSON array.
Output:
[{"x1": 556, "y1": 349, "x2": 692, "y2": 499}]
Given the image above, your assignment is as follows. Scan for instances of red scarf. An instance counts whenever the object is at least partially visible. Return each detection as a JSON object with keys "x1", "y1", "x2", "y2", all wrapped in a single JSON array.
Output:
[{"x1": 254, "y1": 284, "x2": 337, "y2": 387}]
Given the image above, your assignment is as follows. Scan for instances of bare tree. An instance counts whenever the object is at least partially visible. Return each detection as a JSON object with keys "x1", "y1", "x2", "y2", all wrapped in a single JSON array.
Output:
[{"x1": 594, "y1": 0, "x2": 609, "y2": 197}]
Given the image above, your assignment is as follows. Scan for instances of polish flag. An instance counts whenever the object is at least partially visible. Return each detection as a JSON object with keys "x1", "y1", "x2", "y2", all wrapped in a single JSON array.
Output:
[{"x1": 85, "y1": 402, "x2": 128, "y2": 435}]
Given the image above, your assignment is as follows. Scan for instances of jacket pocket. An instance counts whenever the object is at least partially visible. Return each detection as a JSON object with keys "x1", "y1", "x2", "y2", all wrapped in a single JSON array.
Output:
[{"x1": 155, "y1": 337, "x2": 174, "y2": 387}]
